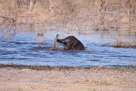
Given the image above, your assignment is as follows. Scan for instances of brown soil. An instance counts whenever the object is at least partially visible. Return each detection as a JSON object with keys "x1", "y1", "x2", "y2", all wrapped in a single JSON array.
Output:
[{"x1": 0, "y1": 64, "x2": 136, "y2": 91}]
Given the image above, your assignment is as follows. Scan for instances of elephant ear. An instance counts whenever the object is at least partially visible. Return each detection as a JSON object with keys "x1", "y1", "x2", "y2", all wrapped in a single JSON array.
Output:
[
  {"x1": 62, "y1": 41, "x2": 67, "y2": 45},
  {"x1": 70, "y1": 41, "x2": 78, "y2": 49}
]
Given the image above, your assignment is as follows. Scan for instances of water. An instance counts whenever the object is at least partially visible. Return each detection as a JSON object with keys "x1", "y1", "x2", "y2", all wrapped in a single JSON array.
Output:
[{"x1": 0, "y1": 31, "x2": 136, "y2": 68}]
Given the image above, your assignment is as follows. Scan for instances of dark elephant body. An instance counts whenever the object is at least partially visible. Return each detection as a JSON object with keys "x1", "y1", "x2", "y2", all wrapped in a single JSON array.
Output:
[{"x1": 57, "y1": 36, "x2": 85, "y2": 50}]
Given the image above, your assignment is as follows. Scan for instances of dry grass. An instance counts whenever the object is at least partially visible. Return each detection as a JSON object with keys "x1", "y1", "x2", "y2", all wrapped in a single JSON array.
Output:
[
  {"x1": 0, "y1": 64, "x2": 135, "y2": 72},
  {"x1": 112, "y1": 41, "x2": 136, "y2": 48},
  {"x1": 0, "y1": 0, "x2": 135, "y2": 31},
  {"x1": 0, "y1": 0, "x2": 136, "y2": 47},
  {"x1": 0, "y1": 64, "x2": 136, "y2": 91}
]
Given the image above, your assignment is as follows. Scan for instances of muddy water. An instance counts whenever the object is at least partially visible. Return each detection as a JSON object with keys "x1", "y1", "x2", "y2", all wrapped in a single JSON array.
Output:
[{"x1": 0, "y1": 31, "x2": 136, "y2": 68}]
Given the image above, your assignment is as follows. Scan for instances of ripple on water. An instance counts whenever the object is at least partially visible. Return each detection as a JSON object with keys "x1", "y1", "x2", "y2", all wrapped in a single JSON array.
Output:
[{"x1": 0, "y1": 32, "x2": 136, "y2": 68}]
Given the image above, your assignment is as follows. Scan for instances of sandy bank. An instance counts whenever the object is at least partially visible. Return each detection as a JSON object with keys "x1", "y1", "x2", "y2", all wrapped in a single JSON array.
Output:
[{"x1": 0, "y1": 64, "x2": 136, "y2": 91}]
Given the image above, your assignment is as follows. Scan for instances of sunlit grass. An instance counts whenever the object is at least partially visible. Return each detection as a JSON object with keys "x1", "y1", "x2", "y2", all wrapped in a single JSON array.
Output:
[{"x1": 0, "y1": 0, "x2": 136, "y2": 47}]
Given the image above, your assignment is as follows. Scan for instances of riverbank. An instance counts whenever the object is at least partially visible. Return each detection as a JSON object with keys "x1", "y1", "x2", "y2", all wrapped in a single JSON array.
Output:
[
  {"x1": 0, "y1": 0, "x2": 136, "y2": 34},
  {"x1": 0, "y1": 64, "x2": 136, "y2": 91},
  {"x1": 1, "y1": 0, "x2": 136, "y2": 48}
]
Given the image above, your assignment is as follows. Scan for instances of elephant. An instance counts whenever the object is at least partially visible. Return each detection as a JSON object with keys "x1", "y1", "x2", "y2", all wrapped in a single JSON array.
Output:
[{"x1": 56, "y1": 34, "x2": 85, "y2": 51}]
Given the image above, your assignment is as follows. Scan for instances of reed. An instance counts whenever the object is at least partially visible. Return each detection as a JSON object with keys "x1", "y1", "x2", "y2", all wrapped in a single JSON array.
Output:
[
  {"x1": 0, "y1": 0, "x2": 135, "y2": 32},
  {"x1": 0, "y1": 0, "x2": 136, "y2": 46}
]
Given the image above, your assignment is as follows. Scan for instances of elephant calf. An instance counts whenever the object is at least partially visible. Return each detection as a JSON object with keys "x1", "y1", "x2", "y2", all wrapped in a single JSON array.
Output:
[{"x1": 56, "y1": 34, "x2": 85, "y2": 51}]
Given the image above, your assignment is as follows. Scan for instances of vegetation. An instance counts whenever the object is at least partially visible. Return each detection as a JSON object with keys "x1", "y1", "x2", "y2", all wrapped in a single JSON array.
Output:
[
  {"x1": 0, "y1": 0, "x2": 136, "y2": 47},
  {"x1": 0, "y1": 64, "x2": 135, "y2": 71}
]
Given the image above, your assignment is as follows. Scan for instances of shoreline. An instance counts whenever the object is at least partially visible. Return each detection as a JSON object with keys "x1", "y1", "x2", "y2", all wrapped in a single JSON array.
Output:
[
  {"x1": 0, "y1": 64, "x2": 136, "y2": 91},
  {"x1": 0, "y1": 64, "x2": 135, "y2": 71}
]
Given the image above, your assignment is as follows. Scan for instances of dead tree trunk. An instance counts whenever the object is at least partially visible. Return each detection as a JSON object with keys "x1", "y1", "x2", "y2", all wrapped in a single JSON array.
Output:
[
  {"x1": 99, "y1": 0, "x2": 108, "y2": 31},
  {"x1": 29, "y1": 0, "x2": 36, "y2": 12}
]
